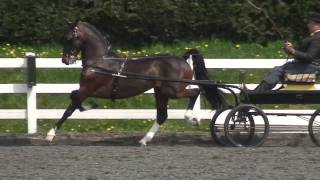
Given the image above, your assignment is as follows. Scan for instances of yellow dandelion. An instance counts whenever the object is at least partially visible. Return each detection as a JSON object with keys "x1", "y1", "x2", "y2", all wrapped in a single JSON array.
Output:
[
  {"x1": 204, "y1": 44, "x2": 209, "y2": 48},
  {"x1": 235, "y1": 44, "x2": 241, "y2": 48},
  {"x1": 107, "y1": 128, "x2": 112, "y2": 131}
]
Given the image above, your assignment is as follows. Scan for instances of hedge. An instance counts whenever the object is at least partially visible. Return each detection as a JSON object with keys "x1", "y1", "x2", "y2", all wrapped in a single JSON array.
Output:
[{"x1": 0, "y1": 0, "x2": 319, "y2": 46}]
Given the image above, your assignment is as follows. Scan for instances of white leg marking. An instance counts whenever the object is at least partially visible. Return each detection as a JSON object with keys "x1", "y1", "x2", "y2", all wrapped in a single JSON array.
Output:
[
  {"x1": 139, "y1": 121, "x2": 160, "y2": 146},
  {"x1": 184, "y1": 109, "x2": 201, "y2": 126},
  {"x1": 45, "y1": 128, "x2": 56, "y2": 142}
]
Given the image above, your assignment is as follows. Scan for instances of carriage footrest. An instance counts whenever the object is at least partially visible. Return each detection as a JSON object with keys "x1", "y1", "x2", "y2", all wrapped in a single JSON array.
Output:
[
  {"x1": 242, "y1": 90, "x2": 320, "y2": 104},
  {"x1": 281, "y1": 84, "x2": 317, "y2": 91}
]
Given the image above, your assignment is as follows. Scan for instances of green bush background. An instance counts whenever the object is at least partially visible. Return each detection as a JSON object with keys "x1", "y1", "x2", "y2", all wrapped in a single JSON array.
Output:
[
  {"x1": 1, "y1": 0, "x2": 320, "y2": 46},
  {"x1": 1, "y1": 1, "x2": 320, "y2": 133}
]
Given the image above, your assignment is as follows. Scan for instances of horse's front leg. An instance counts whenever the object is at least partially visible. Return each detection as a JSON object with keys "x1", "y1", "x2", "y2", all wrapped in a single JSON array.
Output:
[
  {"x1": 45, "y1": 103, "x2": 78, "y2": 142},
  {"x1": 46, "y1": 90, "x2": 87, "y2": 142}
]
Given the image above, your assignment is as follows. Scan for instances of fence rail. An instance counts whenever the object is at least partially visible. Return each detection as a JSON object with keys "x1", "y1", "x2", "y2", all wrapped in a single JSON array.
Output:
[{"x1": 0, "y1": 56, "x2": 313, "y2": 133}]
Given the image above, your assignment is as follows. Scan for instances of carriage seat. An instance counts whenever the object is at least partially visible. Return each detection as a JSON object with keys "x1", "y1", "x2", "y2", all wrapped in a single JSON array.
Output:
[{"x1": 281, "y1": 70, "x2": 319, "y2": 90}]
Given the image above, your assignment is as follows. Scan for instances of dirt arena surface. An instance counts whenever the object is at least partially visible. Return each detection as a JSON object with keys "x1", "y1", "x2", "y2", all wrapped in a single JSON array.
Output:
[{"x1": 0, "y1": 132, "x2": 319, "y2": 180}]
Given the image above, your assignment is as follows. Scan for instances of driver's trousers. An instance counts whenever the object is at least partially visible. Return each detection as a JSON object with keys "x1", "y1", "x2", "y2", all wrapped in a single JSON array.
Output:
[{"x1": 256, "y1": 61, "x2": 320, "y2": 91}]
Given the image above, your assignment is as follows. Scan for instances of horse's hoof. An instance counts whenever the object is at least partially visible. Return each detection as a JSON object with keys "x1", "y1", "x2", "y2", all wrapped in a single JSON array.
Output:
[
  {"x1": 194, "y1": 118, "x2": 201, "y2": 126},
  {"x1": 139, "y1": 140, "x2": 147, "y2": 147},
  {"x1": 45, "y1": 135, "x2": 55, "y2": 142},
  {"x1": 185, "y1": 118, "x2": 200, "y2": 126},
  {"x1": 45, "y1": 128, "x2": 56, "y2": 142}
]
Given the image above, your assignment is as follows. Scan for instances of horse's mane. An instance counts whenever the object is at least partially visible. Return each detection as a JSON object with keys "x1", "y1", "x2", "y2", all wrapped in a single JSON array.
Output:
[{"x1": 79, "y1": 22, "x2": 110, "y2": 46}]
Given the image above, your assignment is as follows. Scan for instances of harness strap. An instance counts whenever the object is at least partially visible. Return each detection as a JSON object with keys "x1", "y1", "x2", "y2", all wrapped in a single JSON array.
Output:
[{"x1": 111, "y1": 58, "x2": 128, "y2": 100}]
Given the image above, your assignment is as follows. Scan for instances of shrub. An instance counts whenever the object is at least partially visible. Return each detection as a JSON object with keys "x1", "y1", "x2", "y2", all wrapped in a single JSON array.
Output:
[{"x1": 0, "y1": 0, "x2": 319, "y2": 46}]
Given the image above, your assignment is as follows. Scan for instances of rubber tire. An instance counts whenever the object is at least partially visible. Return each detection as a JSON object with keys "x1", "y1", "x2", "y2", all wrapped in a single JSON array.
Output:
[
  {"x1": 224, "y1": 104, "x2": 270, "y2": 147},
  {"x1": 308, "y1": 109, "x2": 320, "y2": 146},
  {"x1": 210, "y1": 108, "x2": 231, "y2": 146}
]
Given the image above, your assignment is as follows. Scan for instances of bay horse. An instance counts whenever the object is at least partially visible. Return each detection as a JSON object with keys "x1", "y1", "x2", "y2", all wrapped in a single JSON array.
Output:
[{"x1": 46, "y1": 21, "x2": 225, "y2": 145}]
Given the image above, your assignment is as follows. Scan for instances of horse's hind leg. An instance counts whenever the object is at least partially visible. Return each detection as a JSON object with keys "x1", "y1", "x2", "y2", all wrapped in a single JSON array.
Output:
[
  {"x1": 46, "y1": 90, "x2": 87, "y2": 142},
  {"x1": 184, "y1": 88, "x2": 202, "y2": 125},
  {"x1": 139, "y1": 90, "x2": 169, "y2": 146}
]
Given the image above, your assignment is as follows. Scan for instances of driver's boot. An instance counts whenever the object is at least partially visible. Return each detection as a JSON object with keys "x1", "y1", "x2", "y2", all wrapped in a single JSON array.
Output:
[{"x1": 254, "y1": 81, "x2": 274, "y2": 93}]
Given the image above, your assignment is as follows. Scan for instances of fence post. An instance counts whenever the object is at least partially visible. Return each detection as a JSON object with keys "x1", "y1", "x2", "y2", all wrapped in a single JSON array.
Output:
[{"x1": 25, "y1": 52, "x2": 37, "y2": 134}]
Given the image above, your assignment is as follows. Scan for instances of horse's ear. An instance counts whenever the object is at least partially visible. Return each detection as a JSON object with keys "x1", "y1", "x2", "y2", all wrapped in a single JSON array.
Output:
[
  {"x1": 65, "y1": 18, "x2": 73, "y2": 26},
  {"x1": 64, "y1": 18, "x2": 79, "y2": 28}
]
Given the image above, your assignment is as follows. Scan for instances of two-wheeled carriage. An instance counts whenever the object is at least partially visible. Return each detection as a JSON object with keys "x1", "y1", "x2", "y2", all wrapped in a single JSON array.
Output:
[
  {"x1": 210, "y1": 72, "x2": 320, "y2": 147},
  {"x1": 54, "y1": 20, "x2": 320, "y2": 147}
]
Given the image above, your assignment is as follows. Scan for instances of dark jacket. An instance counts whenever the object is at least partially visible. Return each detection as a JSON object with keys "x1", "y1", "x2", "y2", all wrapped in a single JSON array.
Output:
[{"x1": 294, "y1": 31, "x2": 320, "y2": 65}]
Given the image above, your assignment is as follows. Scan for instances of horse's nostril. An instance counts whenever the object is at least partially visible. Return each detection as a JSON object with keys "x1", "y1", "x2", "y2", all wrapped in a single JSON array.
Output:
[{"x1": 62, "y1": 58, "x2": 69, "y2": 65}]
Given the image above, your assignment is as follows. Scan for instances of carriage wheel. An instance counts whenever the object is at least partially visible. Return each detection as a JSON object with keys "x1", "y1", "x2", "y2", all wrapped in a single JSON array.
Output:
[
  {"x1": 308, "y1": 109, "x2": 320, "y2": 146},
  {"x1": 210, "y1": 107, "x2": 232, "y2": 146},
  {"x1": 224, "y1": 104, "x2": 269, "y2": 147}
]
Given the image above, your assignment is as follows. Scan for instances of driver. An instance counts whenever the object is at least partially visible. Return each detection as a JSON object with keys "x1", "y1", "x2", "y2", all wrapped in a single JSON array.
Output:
[{"x1": 254, "y1": 12, "x2": 320, "y2": 92}]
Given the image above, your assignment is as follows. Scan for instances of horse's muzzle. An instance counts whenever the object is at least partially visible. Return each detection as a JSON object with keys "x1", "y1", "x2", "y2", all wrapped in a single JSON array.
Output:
[{"x1": 62, "y1": 55, "x2": 77, "y2": 65}]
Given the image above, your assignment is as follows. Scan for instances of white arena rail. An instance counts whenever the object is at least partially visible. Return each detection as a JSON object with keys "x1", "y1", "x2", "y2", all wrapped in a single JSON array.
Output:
[{"x1": 0, "y1": 56, "x2": 313, "y2": 133}]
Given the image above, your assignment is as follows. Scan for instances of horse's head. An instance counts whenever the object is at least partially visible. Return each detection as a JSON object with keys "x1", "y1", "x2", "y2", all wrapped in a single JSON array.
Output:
[
  {"x1": 62, "y1": 20, "x2": 84, "y2": 65},
  {"x1": 62, "y1": 20, "x2": 120, "y2": 65}
]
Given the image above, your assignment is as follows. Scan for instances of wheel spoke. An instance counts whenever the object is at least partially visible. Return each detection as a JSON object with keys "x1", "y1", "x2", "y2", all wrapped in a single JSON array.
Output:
[{"x1": 224, "y1": 104, "x2": 269, "y2": 147}]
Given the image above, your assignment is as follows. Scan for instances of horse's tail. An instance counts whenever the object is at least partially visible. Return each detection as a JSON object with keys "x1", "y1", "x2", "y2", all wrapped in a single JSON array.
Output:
[{"x1": 183, "y1": 49, "x2": 227, "y2": 109}]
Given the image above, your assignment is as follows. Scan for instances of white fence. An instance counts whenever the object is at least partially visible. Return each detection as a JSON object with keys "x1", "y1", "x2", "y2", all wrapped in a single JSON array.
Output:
[{"x1": 0, "y1": 57, "x2": 314, "y2": 133}]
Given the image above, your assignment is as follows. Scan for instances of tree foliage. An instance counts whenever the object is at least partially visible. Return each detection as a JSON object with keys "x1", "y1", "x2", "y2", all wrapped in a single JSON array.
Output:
[{"x1": 0, "y1": 0, "x2": 319, "y2": 46}]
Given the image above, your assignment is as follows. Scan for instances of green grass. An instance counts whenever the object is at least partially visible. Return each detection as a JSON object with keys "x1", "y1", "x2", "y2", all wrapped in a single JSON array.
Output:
[
  {"x1": 0, "y1": 39, "x2": 304, "y2": 133},
  {"x1": 0, "y1": 39, "x2": 286, "y2": 58},
  {"x1": 0, "y1": 119, "x2": 210, "y2": 134}
]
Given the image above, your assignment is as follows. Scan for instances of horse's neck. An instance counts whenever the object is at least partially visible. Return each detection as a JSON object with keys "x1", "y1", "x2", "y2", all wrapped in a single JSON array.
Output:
[{"x1": 106, "y1": 49, "x2": 121, "y2": 58}]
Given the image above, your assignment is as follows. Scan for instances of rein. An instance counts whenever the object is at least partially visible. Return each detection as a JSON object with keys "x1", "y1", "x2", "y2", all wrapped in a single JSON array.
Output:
[
  {"x1": 87, "y1": 65, "x2": 241, "y2": 90},
  {"x1": 88, "y1": 65, "x2": 242, "y2": 106}
]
